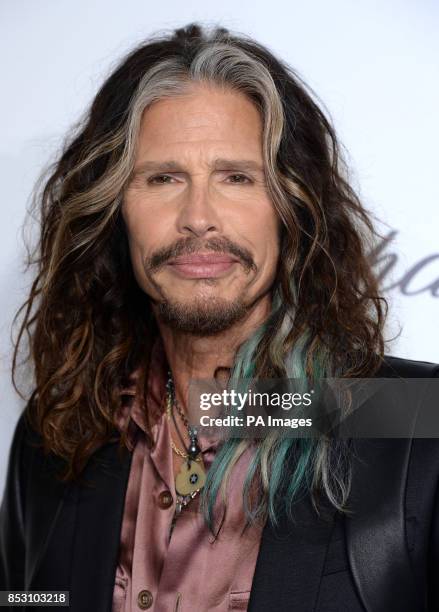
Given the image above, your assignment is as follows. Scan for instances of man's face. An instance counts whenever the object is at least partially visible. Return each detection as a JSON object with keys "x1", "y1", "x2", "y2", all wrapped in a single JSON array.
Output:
[{"x1": 122, "y1": 82, "x2": 280, "y2": 334}]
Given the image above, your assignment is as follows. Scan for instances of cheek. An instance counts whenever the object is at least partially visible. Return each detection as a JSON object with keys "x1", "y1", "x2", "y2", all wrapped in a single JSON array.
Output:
[
  {"x1": 122, "y1": 204, "x2": 157, "y2": 287},
  {"x1": 125, "y1": 237, "x2": 149, "y2": 293},
  {"x1": 245, "y1": 205, "x2": 280, "y2": 261},
  {"x1": 123, "y1": 200, "x2": 165, "y2": 257}
]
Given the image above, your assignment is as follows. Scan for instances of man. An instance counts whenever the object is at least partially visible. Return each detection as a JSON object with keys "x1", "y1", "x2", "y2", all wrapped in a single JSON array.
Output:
[{"x1": 1, "y1": 23, "x2": 438, "y2": 612}]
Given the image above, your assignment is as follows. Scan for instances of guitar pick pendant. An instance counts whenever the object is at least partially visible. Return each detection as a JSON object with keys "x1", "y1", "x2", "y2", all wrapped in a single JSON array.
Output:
[{"x1": 175, "y1": 460, "x2": 206, "y2": 495}]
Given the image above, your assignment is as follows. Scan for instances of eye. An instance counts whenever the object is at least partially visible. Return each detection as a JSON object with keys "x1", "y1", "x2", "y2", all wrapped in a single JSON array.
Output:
[
  {"x1": 147, "y1": 174, "x2": 175, "y2": 185},
  {"x1": 226, "y1": 173, "x2": 252, "y2": 184}
]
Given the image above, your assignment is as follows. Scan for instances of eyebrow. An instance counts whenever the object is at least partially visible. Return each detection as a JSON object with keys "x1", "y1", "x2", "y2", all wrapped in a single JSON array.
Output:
[{"x1": 129, "y1": 158, "x2": 265, "y2": 180}]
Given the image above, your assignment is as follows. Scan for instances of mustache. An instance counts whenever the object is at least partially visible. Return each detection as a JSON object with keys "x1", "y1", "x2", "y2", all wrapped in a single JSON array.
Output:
[{"x1": 145, "y1": 236, "x2": 256, "y2": 273}]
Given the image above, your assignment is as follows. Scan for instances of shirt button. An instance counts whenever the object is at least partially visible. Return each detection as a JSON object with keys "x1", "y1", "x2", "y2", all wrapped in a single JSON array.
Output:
[
  {"x1": 157, "y1": 490, "x2": 173, "y2": 509},
  {"x1": 137, "y1": 589, "x2": 153, "y2": 609}
]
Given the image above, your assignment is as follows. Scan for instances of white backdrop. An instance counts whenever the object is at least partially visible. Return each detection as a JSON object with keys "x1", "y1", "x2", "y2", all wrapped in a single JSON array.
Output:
[{"x1": 1, "y1": 0, "x2": 438, "y2": 491}]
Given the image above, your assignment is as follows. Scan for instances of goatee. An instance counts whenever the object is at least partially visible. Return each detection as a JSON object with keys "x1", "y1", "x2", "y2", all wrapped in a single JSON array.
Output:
[{"x1": 156, "y1": 296, "x2": 248, "y2": 336}]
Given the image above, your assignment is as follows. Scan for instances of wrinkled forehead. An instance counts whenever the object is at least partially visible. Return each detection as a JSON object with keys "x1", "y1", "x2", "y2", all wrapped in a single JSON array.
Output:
[{"x1": 134, "y1": 82, "x2": 264, "y2": 166}]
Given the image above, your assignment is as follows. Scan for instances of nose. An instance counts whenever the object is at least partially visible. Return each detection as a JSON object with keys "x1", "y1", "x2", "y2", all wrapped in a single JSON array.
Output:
[{"x1": 176, "y1": 181, "x2": 223, "y2": 238}]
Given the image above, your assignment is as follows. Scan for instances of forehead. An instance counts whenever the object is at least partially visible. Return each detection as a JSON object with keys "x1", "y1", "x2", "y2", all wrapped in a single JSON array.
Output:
[{"x1": 135, "y1": 83, "x2": 263, "y2": 160}]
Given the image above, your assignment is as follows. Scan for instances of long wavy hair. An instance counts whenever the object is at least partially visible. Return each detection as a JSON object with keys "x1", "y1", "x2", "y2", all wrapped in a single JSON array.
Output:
[{"x1": 12, "y1": 23, "x2": 387, "y2": 531}]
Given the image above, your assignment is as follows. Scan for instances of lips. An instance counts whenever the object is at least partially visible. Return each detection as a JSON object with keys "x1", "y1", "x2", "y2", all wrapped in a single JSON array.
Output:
[
  {"x1": 169, "y1": 253, "x2": 237, "y2": 265},
  {"x1": 167, "y1": 253, "x2": 239, "y2": 278}
]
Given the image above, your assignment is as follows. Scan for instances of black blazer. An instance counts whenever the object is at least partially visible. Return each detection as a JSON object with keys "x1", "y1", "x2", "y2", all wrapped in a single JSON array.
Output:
[{"x1": 1, "y1": 355, "x2": 439, "y2": 612}]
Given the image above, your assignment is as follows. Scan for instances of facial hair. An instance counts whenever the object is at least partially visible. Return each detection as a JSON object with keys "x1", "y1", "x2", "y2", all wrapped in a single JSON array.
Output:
[
  {"x1": 146, "y1": 236, "x2": 255, "y2": 335},
  {"x1": 155, "y1": 293, "x2": 249, "y2": 336}
]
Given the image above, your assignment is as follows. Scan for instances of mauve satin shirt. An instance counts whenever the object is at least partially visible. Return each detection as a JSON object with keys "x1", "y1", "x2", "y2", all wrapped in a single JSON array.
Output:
[{"x1": 112, "y1": 341, "x2": 264, "y2": 612}]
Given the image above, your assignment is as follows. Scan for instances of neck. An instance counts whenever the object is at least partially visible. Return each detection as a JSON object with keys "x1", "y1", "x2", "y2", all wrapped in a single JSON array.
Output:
[{"x1": 153, "y1": 293, "x2": 272, "y2": 412}]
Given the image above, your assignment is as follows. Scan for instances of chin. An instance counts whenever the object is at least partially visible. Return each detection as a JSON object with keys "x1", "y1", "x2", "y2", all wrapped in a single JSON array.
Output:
[{"x1": 155, "y1": 296, "x2": 249, "y2": 336}]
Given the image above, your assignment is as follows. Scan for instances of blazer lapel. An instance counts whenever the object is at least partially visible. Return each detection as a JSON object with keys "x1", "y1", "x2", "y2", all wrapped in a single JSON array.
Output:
[
  {"x1": 24, "y1": 450, "x2": 75, "y2": 590},
  {"x1": 249, "y1": 371, "x2": 427, "y2": 612},
  {"x1": 345, "y1": 437, "x2": 421, "y2": 612},
  {"x1": 69, "y1": 441, "x2": 133, "y2": 612},
  {"x1": 248, "y1": 492, "x2": 336, "y2": 612},
  {"x1": 26, "y1": 436, "x2": 133, "y2": 612},
  {"x1": 344, "y1": 367, "x2": 433, "y2": 612}
]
